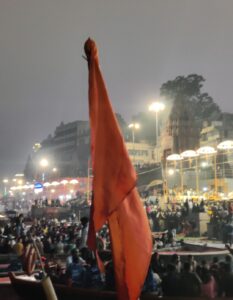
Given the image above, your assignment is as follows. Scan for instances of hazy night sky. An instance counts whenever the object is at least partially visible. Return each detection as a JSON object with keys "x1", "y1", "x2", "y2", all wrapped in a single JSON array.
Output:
[{"x1": 0, "y1": 0, "x2": 233, "y2": 177}]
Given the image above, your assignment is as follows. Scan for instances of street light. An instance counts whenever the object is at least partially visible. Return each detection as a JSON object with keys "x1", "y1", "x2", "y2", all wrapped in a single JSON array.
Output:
[
  {"x1": 128, "y1": 123, "x2": 140, "y2": 164},
  {"x1": 40, "y1": 158, "x2": 49, "y2": 181},
  {"x1": 32, "y1": 142, "x2": 41, "y2": 152},
  {"x1": 2, "y1": 179, "x2": 8, "y2": 196},
  {"x1": 217, "y1": 140, "x2": 233, "y2": 194},
  {"x1": 168, "y1": 169, "x2": 175, "y2": 176},
  {"x1": 40, "y1": 158, "x2": 49, "y2": 167},
  {"x1": 149, "y1": 101, "x2": 165, "y2": 146},
  {"x1": 128, "y1": 123, "x2": 140, "y2": 143}
]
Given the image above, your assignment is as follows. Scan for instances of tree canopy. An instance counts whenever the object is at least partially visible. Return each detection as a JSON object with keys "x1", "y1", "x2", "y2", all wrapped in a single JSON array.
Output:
[{"x1": 160, "y1": 74, "x2": 221, "y2": 125}]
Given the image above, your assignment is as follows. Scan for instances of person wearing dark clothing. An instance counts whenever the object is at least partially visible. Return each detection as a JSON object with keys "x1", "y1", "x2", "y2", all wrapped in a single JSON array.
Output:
[
  {"x1": 162, "y1": 264, "x2": 180, "y2": 297},
  {"x1": 105, "y1": 261, "x2": 115, "y2": 291},
  {"x1": 179, "y1": 262, "x2": 202, "y2": 297},
  {"x1": 219, "y1": 262, "x2": 233, "y2": 297},
  {"x1": 151, "y1": 252, "x2": 163, "y2": 273},
  {"x1": 84, "y1": 257, "x2": 103, "y2": 289}
]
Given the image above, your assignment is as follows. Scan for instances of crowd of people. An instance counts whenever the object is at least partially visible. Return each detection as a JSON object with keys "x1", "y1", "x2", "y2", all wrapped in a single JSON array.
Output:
[
  {"x1": 1, "y1": 211, "x2": 233, "y2": 298},
  {"x1": 151, "y1": 251, "x2": 233, "y2": 298},
  {"x1": 1, "y1": 196, "x2": 233, "y2": 298},
  {"x1": 143, "y1": 195, "x2": 233, "y2": 241}
]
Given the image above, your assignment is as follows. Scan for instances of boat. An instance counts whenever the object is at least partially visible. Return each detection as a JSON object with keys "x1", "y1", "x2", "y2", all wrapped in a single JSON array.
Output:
[
  {"x1": 9, "y1": 272, "x2": 159, "y2": 300},
  {"x1": 157, "y1": 241, "x2": 229, "y2": 261},
  {"x1": 8, "y1": 271, "x2": 233, "y2": 300}
]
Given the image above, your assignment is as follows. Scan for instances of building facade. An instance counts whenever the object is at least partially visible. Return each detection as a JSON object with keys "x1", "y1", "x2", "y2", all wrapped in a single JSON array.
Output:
[
  {"x1": 200, "y1": 114, "x2": 233, "y2": 147},
  {"x1": 126, "y1": 142, "x2": 155, "y2": 166},
  {"x1": 25, "y1": 120, "x2": 155, "y2": 181},
  {"x1": 25, "y1": 121, "x2": 90, "y2": 180}
]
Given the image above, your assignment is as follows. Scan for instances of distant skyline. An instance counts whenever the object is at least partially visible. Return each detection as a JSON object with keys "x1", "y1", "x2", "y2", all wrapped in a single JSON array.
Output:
[{"x1": 0, "y1": 0, "x2": 233, "y2": 177}]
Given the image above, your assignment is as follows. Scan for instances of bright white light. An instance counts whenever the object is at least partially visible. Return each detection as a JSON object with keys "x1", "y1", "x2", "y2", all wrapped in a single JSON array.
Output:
[
  {"x1": 52, "y1": 167, "x2": 57, "y2": 172},
  {"x1": 201, "y1": 162, "x2": 208, "y2": 168},
  {"x1": 43, "y1": 182, "x2": 51, "y2": 187},
  {"x1": 168, "y1": 169, "x2": 175, "y2": 175},
  {"x1": 203, "y1": 187, "x2": 208, "y2": 192},
  {"x1": 18, "y1": 180, "x2": 23, "y2": 185},
  {"x1": 166, "y1": 154, "x2": 183, "y2": 161},
  {"x1": 70, "y1": 179, "x2": 79, "y2": 184},
  {"x1": 51, "y1": 189, "x2": 55, "y2": 193},
  {"x1": 3, "y1": 179, "x2": 8, "y2": 183},
  {"x1": 217, "y1": 140, "x2": 233, "y2": 150},
  {"x1": 12, "y1": 179, "x2": 17, "y2": 182},
  {"x1": 61, "y1": 180, "x2": 68, "y2": 185},
  {"x1": 32, "y1": 143, "x2": 41, "y2": 152},
  {"x1": 34, "y1": 188, "x2": 42, "y2": 194},
  {"x1": 149, "y1": 102, "x2": 165, "y2": 112},
  {"x1": 15, "y1": 174, "x2": 24, "y2": 177},
  {"x1": 40, "y1": 158, "x2": 49, "y2": 167},
  {"x1": 180, "y1": 150, "x2": 199, "y2": 158},
  {"x1": 128, "y1": 123, "x2": 140, "y2": 129},
  {"x1": 197, "y1": 146, "x2": 216, "y2": 155},
  {"x1": 51, "y1": 181, "x2": 59, "y2": 186}
]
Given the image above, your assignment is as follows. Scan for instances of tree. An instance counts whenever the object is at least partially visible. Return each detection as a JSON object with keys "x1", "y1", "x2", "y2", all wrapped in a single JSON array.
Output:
[{"x1": 160, "y1": 74, "x2": 221, "y2": 126}]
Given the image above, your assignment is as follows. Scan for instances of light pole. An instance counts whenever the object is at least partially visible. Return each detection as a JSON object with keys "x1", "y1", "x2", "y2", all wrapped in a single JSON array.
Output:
[
  {"x1": 128, "y1": 123, "x2": 140, "y2": 163},
  {"x1": 2, "y1": 179, "x2": 8, "y2": 196},
  {"x1": 149, "y1": 102, "x2": 165, "y2": 146},
  {"x1": 40, "y1": 158, "x2": 49, "y2": 182},
  {"x1": 52, "y1": 167, "x2": 58, "y2": 180},
  {"x1": 217, "y1": 140, "x2": 233, "y2": 194}
]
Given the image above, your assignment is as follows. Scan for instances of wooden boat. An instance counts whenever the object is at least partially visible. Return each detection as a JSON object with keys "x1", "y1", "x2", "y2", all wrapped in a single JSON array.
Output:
[
  {"x1": 8, "y1": 272, "x2": 233, "y2": 300},
  {"x1": 9, "y1": 272, "x2": 161, "y2": 300},
  {"x1": 157, "y1": 241, "x2": 229, "y2": 257}
]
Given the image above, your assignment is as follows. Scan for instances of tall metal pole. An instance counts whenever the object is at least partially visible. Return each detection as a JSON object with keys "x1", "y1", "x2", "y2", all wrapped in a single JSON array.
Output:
[
  {"x1": 132, "y1": 128, "x2": 135, "y2": 164},
  {"x1": 180, "y1": 160, "x2": 184, "y2": 194},
  {"x1": 164, "y1": 160, "x2": 168, "y2": 206},
  {"x1": 155, "y1": 110, "x2": 158, "y2": 146},
  {"x1": 3, "y1": 184, "x2": 7, "y2": 196},
  {"x1": 214, "y1": 153, "x2": 217, "y2": 195},
  {"x1": 195, "y1": 156, "x2": 199, "y2": 194}
]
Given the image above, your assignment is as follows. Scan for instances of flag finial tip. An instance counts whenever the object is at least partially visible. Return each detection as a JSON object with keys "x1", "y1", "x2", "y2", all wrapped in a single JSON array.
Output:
[{"x1": 84, "y1": 38, "x2": 97, "y2": 61}]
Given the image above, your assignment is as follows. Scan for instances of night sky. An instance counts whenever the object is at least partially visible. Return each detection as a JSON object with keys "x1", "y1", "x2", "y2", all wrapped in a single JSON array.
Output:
[{"x1": 0, "y1": 0, "x2": 233, "y2": 178}]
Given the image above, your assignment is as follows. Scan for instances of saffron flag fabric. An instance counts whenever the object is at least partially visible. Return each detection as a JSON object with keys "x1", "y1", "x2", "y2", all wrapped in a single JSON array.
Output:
[{"x1": 84, "y1": 38, "x2": 152, "y2": 300}]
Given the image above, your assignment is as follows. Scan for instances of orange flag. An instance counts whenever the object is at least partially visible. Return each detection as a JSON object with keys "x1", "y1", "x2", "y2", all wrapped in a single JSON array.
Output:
[{"x1": 84, "y1": 38, "x2": 152, "y2": 300}]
